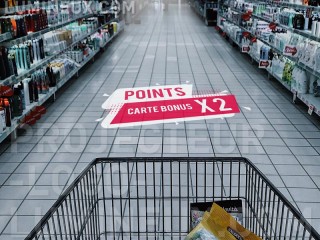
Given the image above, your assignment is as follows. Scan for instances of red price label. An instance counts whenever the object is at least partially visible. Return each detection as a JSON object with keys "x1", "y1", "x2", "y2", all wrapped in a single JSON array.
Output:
[
  {"x1": 242, "y1": 32, "x2": 250, "y2": 38},
  {"x1": 242, "y1": 46, "x2": 250, "y2": 53},
  {"x1": 0, "y1": 86, "x2": 14, "y2": 98},
  {"x1": 259, "y1": 60, "x2": 271, "y2": 68},
  {"x1": 308, "y1": 105, "x2": 314, "y2": 115},
  {"x1": 242, "y1": 13, "x2": 251, "y2": 21},
  {"x1": 269, "y1": 22, "x2": 277, "y2": 30},
  {"x1": 35, "y1": 106, "x2": 46, "y2": 115},
  {"x1": 251, "y1": 37, "x2": 257, "y2": 43},
  {"x1": 30, "y1": 111, "x2": 42, "y2": 121},
  {"x1": 283, "y1": 45, "x2": 298, "y2": 56},
  {"x1": 24, "y1": 116, "x2": 36, "y2": 126}
]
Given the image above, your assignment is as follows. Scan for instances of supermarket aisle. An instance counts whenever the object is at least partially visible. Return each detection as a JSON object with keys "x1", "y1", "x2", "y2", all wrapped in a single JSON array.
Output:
[{"x1": 0, "y1": 3, "x2": 320, "y2": 239}]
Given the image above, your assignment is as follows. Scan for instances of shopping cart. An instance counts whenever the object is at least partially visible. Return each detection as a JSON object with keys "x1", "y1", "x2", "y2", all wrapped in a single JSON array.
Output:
[{"x1": 25, "y1": 158, "x2": 320, "y2": 239}]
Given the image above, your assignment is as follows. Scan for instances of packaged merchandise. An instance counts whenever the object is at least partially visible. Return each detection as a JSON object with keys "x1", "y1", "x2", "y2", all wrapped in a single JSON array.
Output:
[
  {"x1": 186, "y1": 203, "x2": 262, "y2": 240},
  {"x1": 0, "y1": 107, "x2": 6, "y2": 133},
  {"x1": 191, "y1": 200, "x2": 243, "y2": 230},
  {"x1": 314, "y1": 78, "x2": 319, "y2": 96},
  {"x1": 282, "y1": 61, "x2": 295, "y2": 83}
]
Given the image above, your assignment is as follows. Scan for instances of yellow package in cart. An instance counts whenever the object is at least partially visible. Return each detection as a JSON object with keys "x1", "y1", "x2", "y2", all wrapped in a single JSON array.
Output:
[{"x1": 186, "y1": 203, "x2": 262, "y2": 240}]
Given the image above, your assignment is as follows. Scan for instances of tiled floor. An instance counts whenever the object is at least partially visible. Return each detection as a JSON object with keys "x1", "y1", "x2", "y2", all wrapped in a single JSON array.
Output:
[{"x1": 1, "y1": 3, "x2": 320, "y2": 239}]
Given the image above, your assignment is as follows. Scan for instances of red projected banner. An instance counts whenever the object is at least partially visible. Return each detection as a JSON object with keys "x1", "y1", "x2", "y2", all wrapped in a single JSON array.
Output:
[
  {"x1": 101, "y1": 95, "x2": 240, "y2": 128},
  {"x1": 100, "y1": 84, "x2": 241, "y2": 128}
]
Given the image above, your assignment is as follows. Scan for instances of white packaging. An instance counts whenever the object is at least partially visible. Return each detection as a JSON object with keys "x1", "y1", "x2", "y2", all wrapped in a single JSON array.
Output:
[
  {"x1": 0, "y1": 108, "x2": 6, "y2": 133},
  {"x1": 23, "y1": 79, "x2": 31, "y2": 107}
]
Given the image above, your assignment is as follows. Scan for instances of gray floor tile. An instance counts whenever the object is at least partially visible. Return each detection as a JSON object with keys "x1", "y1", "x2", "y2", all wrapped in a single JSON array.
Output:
[
  {"x1": 4, "y1": 174, "x2": 39, "y2": 186},
  {"x1": 58, "y1": 144, "x2": 86, "y2": 153},
  {"x1": 38, "y1": 136, "x2": 66, "y2": 145},
  {"x1": 84, "y1": 144, "x2": 111, "y2": 153},
  {"x1": 22, "y1": 153, "x2": 55, "y2": 163},
  {"x1": 296, "y1": 156, "x2": 320, "y2": 165},
  {"x1": 283, "y1": 138, "x2": 311, "y2": 147},
  {"x1": 163, "y1": 145, "x2": 188, "y2": 154},
  {"x1": 289, "y1": 188, "x2": 320, "y2": 202},
  {"x1": 14, "y1": 163, "x2": 47, "y2": 174},
  {"x1": 260, "y1": 138, "x2": 286, "y2": 146},
  {"x1": 303, "y1": 166, "x2": 320, "y2": 176},
  {"x1": 277, "y1": 131, "x2": 304, "y2": 139},
  {"x1": 307, "y1": 138, "x2": 320, "y2": 147},
  {"x1": 0, "y1": 174, "x2": 9, "y2": 185},
  {"x1": 289, "y1": 147, "x2": 319, "y2": 156},
  {"x1": 276, "y1": 164, "x2": 308, "y2": 176},
  {"x1": 242, "y1": 154, "x2": 272, "y2": 164},
  {"x1": 0, "y1": 153, "x2": 28, "y2": 163},
  {"x1": 0, "y1": 200, "x2": 22, "y2": 215},
  {"x1": 26, "y1": 186, "x2": 62, "y2": 200},
  {"x1": 31, "y1": 143, "x2": 60, "y2": 153},
  {"x1": 282, "y1": 176, "x2": 318, "y2": 188},
  {"x1": 0, "y1": 186, "x2": 32, "y2": 199},
  {"x1": 163, "y1": 137, "x2": 187, "y2": 145},
  {"x1": 301, "y1": 131, "x2": 320, "y2": 139},
  {"x1": 264, "y1": 146, "x2": 292, "y2": 155},
  {"x1": 238, "y1": 145, "x2": 266, "y2": 155},
  {"x1": 42, "y1": 163, "x2": 76, "y2": 174},
  {"x1": 88, "y1": 136, "x2": 115, "y2": 145},
  {"x1": 5, "y1": 144, "x2": 35, "y2": 153},
  {"x1": 0, "y1": 216, "x2": 11, "y2": 233},
  {"x1": 0, "y1": 163, "x2": 20, "y2": 174},
  {"x1": 269, "y1": 155, "x2": 300, "y2": 165}
]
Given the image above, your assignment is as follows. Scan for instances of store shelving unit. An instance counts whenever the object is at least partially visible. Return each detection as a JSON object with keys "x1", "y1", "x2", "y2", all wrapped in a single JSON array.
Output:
[
  {"x1": 0, "y1": 26, "x2": 124, "y2": 144},
  {"x1": 1, "y1": 17, "x2": 118, "y2": 86},
  {"x1": 190, "y1": 0, "x2": 219, "y2": 25},
  {"x1": 217, "y1": 3, "x2": 320, "y2": 117},
  {"x1": 0, "y1": 0, "x2": 125, "y2": 143}
]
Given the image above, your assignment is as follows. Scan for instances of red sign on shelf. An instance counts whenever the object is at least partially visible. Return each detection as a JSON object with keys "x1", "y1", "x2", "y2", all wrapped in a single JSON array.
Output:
[
  {"x1": 30, "y1": 111, "x2": 42, "y2": 121},
  {"x1": 242, "y1": 32, "x2": 250, "y2": 38},
  {"x1": 242, "y1": 45, "x2": 250, "y2": 53},
  {"x1": 308, "y1": 105, "x2": 314, "y2": 115},
  {"x1": 0, "y1": 86, "x2": 14, "y2": 98},
  {"x1": 250, "y1": 37, "x2": 257, "y2": 43},
  {"x1": 283, "y1": 45, "x2": 298, "y2": 56},
  {"x1": 269, "y1": 22, "x2": 277, "y2": 30},
  {"x1": 259, "y1": 60, "x2": 271, "y2": 68},
  {"x1": 23, "y1": 116, "x2": 36, "y2": 126},
  {"x1": 35, "y1": 106, "x2": 47, "y2": 115},
  {"x1": 242, "y1": 13, "x2": 251, "y2": 21}
]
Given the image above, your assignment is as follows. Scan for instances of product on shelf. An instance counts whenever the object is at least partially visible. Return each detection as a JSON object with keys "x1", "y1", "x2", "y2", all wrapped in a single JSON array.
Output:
[{"x1": 0, "y1": 8, "x2": 49, "y2": 38}]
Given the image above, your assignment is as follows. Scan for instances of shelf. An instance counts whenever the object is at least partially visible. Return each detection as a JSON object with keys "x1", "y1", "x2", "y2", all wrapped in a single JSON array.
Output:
[
  {"x1": 222, "y1": 12, "x2": 320, "y2": 80},
  {"x1": 296, "y1": 92, "x2": 320, "y2": 116},
  {"x1": 0, "y1": 87, "x2": 55, "y2": 144},
  {"x1": 0, "y1": 1, "x2": 54, "y2": 14},
  {"x1": 1, "y1": 13, "x2": 94, "y2": 46},
  {"x1": 0, "y1": 25, "x2": 124, "y2": 143},
  {"x1": 0, "y1": 32, "x2": 12, "y2": 43},
  {"x1": 252, "y1": 13, "x2": 320, "y2": 42},
  {"x1": 220, "y1": 3, "x2": 320, "y2": 117},
  {"x1": 253, "y1": 0, "x2": 320, "y2": 11},
  {"x1": 101, "y1": 26, "x2": 124, "y2": 48},
  {"x1": 0, "y1": 18, "x2": 117, "y2": 86},
  {"x1": 267, "y1": 69, "x2": 292, "y2": 91}
]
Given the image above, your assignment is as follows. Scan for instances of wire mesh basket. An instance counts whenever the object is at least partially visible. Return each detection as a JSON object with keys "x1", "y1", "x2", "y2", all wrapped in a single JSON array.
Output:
[{"x1": 25, "y1": 157, "x2": 320, "y2": 239}]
